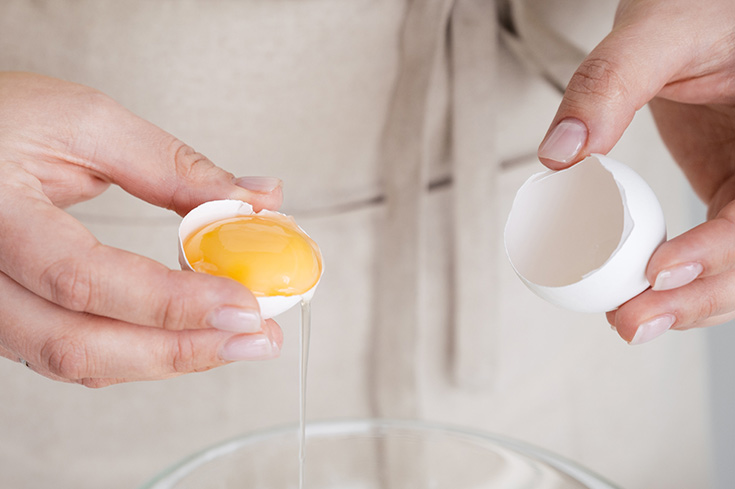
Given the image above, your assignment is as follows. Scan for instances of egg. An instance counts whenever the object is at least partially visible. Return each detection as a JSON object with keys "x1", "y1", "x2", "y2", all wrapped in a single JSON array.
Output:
[
  {"x1": 504, "y1": 154, "x2": 666, "y2": 313},
  {"x1": 178, "y1": 199, "x2": 323, "y2": 318}
]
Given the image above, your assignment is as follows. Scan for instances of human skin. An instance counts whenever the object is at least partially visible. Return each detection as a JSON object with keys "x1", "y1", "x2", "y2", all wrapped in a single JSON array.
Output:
[
  {"x1": 537, "y1": 0, "x2": 735, "y2": 344},
  {"x1": 0, "y1": 72, "x2": 284, "y2": 386}
]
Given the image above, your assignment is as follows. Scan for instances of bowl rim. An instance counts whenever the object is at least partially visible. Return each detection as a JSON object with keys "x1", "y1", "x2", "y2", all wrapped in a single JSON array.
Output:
[{"x1": 138, "y1": 418, "x2": 621, "y2": 489}]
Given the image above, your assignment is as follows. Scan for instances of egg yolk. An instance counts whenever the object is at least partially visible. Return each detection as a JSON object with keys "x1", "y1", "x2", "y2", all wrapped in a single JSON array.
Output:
[{"x1": 183, "y1": 215, "x2": 322, "y2": 297}]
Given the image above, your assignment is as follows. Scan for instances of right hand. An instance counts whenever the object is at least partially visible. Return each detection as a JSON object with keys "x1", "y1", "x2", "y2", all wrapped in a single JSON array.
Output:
[{"x1": 536, "y1": 0, "x2": 735, "y2": 344}]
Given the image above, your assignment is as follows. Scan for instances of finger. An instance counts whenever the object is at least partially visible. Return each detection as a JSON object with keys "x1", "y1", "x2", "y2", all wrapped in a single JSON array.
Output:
[
  {"x1": 0, "y1": 343, "x2": 20, "y2": 364},
  {"x1": 40, "y1": 320, "x2": 283, "y2": 386},
  {"x1": 646, "y1": 98, "x2": 735, "y2": 207},
  {"x1": 0, "y1": 342, "x2": 71, "y2": 383},
  {"x1": 688, "y1": 310, "x2": 735, "y2": 330},
  {"x1": 537, "y1": 5, "x2": 697, "y2": 169},
  {"x1": 0, "y1": 272, "x2": 283, "y2": 385},
  {"x1": 609, "y1": 269, "x2": 735, "y2": 344},
  {"x1": 646, "y1": 201, "x2": 735, "y2": 292},
  {"x1": 0, "y1": 172, "x2": 266, "y2": 333},
  {"x1": 78, "y1": 97, "x2": 285, "y2": 214},
  {"x1": 2, "y1": 320, "x2": 283, "y2": 387},
  {"x1": 4, "y1": 73, "x2": 283, "y2": 213}
]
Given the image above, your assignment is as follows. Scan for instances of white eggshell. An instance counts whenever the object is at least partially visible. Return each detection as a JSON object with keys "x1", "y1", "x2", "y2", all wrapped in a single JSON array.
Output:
[
  {"x1": 178, "y1": 199, "x2": 322, "y2": 319},
  {"x1": 504, "y1": 154, "x2": 666, "y2": 313}
]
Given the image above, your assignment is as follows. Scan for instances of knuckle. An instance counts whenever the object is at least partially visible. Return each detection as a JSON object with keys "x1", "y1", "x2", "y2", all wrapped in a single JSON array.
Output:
[
  {"x1": 160, "y1": 293, "x2": 188, "y2": 330},
  {"x1": 697, "y1": 293, "x2": 719, "y2": 323},
  {"x1": 173, "y1": 142, "x2": 212, "y2": 179},
  {"x1": 41, "y1": 259, "x2": 94, "y2": 312},
  {"x1": 40, "y1": 336, "x2": 91, "y2": 380},
  {"x1": 75, "y1": 89, "x2": 122, "y2": 129},
  {"x1": 565, "y1": 57, "x2": 629, "y2": 105},
  {"x1": 157, "y1": 271, "x2": 202, "y2": 330},
  {"x1": 169, "y1": 141, "x2": 233, "y2": 211},
  {"x1": 170, "y1": 335, "x2": 199, "y2": 374}
]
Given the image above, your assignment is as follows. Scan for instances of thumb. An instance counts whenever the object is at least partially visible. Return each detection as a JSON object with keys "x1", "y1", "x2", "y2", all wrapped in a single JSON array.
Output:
[
  {"x1": 537, "y1": 8, "x2": 691, "y2": 170},
  {"x1": 93, "y1": 113, "x2": 284, "y2": 215},
  {"x1": 17, "y1": 72, "x2": 285, "y2": 215}
]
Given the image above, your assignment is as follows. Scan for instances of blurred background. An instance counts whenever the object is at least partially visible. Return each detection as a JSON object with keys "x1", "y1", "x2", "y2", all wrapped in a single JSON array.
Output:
[{"x1": 0, "y1": 1, "x2": 730, "y2": 488}]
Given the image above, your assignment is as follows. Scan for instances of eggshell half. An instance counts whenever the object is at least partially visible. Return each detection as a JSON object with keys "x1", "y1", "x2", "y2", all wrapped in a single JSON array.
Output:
[
  {"x1": 178, "y1": 199, "x2": 322, "y2": 319},
  {"x1": 504, "y1": 154, "x2": 666, "y2": 313}
]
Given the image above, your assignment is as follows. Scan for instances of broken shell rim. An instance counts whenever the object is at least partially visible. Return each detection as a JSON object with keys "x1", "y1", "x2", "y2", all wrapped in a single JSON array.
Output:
[{"x1": 177, "y1": 199, "x2": 324, "y2": 318}]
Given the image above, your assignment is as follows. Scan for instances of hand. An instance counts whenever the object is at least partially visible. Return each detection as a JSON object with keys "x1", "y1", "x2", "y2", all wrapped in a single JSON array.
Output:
[
  {"x1": 536, "y1": 0, "x2": 735, "y2": 344},
  {"x1": 0, "y1": 72, "x2": 284, "y2": 386}
]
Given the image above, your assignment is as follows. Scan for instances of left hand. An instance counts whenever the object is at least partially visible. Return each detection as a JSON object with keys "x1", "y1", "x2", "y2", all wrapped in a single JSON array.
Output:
[
  {"x1": 0, "y1": 72, "x2": 285, "y2": 386},
  {"x1": 537, "y1": 0, "x2": 735, "y2": 344}
]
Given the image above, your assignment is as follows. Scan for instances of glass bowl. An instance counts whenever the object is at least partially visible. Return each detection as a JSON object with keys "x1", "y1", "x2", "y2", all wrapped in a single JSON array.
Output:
[{"x1": 140, "y1": 419, "x2": 619, "y2": 489}]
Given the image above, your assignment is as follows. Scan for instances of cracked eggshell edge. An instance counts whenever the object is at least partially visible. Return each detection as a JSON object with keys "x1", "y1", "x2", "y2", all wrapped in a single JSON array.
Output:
[
  {"x1": 505, "y1": 154, "x2": 667, "y2": 313},
  {"x1": 178, "y1": 199, "x2": 323, "y2": 319}
]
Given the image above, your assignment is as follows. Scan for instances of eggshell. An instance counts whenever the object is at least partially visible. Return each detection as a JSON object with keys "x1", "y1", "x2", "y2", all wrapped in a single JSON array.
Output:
[
  {"x1": 178, "y1": 199, "x2": 322, "y2": 319},
  {"x1": 504, "y1": 154, "x2": 666, "y2": 313}
]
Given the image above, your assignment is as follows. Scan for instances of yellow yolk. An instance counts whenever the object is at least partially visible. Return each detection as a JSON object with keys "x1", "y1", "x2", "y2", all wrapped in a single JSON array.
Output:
[{"x1": 183, "y1": 215, "x2": 322, "y2": 297}]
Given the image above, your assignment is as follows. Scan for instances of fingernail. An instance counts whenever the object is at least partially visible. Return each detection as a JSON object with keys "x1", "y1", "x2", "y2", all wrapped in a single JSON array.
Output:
[
  {"x1": 220, "y1": 333, "x2": 280, "y2": 361},
  {"x1": 629, "y1": 314, "x2": 676, "y2": 345},
  {"x1": 234, "y1": 176, "x2": 282, "y2": 193},
  {"x1": 653, "y1": 262, "x2": 703, "y2": 291},
  {"x1": 208, "y1": 307, "x2": 262, "y2": 333},
  {"x1": 538, "y1": 118, "x2": 588, "y2": 164}
]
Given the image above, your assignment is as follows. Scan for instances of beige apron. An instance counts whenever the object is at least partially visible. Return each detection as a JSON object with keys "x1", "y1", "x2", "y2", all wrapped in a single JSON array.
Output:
[{"x1": 0, "y1": 1, "x2": 712, "y2": 488}]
